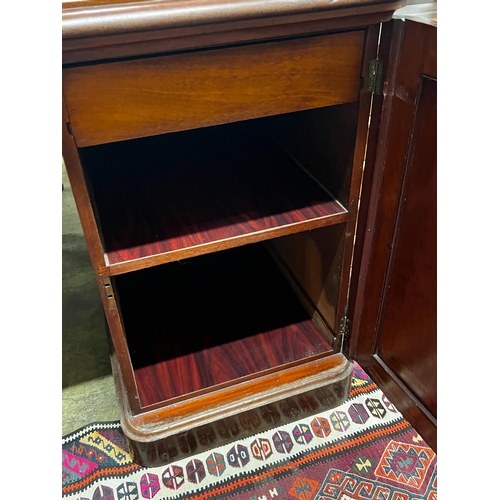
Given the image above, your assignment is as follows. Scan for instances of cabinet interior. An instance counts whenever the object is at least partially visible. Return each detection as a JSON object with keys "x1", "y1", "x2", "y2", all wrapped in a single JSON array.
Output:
[
  {"x1": 114, "y1": 243, "x2": 336, "y2": 407},
  {"x1": 77, "y1": 102, "x2": 359, "y2": 411}
]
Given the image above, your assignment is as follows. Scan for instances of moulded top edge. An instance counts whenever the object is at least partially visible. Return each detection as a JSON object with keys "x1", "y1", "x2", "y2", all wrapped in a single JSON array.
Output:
[{"x1": 62, "y1": 0, "x2": 406, "y2": 40}]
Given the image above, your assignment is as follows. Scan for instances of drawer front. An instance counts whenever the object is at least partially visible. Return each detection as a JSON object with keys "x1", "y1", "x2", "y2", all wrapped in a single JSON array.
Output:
[{"x1": 63, "y1": 31, "x2": 364, "y2": 147}]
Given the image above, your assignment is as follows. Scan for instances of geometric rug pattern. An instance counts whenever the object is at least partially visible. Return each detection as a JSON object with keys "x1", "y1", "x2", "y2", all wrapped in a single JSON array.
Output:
[{"x1": 62, "y1": 362, "x2": 437, "y2": 499}]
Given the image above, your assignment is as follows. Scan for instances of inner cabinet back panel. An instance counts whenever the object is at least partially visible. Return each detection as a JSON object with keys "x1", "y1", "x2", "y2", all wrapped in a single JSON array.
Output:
[
  {"x1": 115, "y1": 243, "x2": 334, "y2": 408},
  {"x1": 62, "y1": 31, "x2": 364, "y2": 147}
]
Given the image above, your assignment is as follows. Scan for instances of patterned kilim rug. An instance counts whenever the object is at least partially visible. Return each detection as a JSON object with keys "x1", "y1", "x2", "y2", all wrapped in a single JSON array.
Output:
[{"x1": 62, "y1": 362, "x2": 437, "y2": 500}]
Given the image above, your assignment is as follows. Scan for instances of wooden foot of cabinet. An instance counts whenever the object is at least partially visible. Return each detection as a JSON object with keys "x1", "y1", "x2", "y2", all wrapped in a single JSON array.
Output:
[{"x1": 112, "y1": 349, "x2": 353, "y2": 466}]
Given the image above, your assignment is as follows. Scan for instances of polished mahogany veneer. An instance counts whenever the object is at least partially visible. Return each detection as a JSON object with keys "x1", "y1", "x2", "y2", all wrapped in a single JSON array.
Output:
[
  {"x1": 63, "y1": 31, "x2": 364, "y2": 147},
  {"x1": 350, "y1": 16, "x2": 437, "y2": 450}
]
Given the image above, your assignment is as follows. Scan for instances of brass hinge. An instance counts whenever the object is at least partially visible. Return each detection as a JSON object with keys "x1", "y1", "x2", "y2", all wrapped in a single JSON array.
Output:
[
  {"x1": 102, "y1": 277, "x2": 117, "y2": 310},
  {"x1": 364, "y1": 59, "x2": 383, "y2": 95},
  {"x1": 339, "y1": 314, "x2": 351, "y2": 353}
]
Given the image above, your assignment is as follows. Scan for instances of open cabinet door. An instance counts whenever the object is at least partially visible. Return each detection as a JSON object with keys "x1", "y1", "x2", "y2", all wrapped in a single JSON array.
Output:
[{"x1": 347, "y1": 14, "x2": 437, "y2": 451}]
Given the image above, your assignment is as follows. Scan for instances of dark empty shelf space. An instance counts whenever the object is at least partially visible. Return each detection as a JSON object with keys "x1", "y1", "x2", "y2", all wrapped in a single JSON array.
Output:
[
  {"x1": 80, "y1": 120, "x2": 348, "y2": 273},
  {"x1": 114, "y1": 243, "x2": 334, "y2": 408}
]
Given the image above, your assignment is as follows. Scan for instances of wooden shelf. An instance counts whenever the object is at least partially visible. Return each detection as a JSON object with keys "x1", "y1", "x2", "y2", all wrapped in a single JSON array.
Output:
[
  {"x1": 114, "y1": 243, "x2": 334, "y2": 408},
  {"x1": 80, "y1": 120, "x2": 348, "y2": 275}
]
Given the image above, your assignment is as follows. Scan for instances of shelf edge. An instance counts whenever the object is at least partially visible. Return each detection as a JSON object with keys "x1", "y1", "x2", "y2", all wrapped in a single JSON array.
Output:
[{"x1": 102, "y1": 210, "x2": 350, "y2": 276}]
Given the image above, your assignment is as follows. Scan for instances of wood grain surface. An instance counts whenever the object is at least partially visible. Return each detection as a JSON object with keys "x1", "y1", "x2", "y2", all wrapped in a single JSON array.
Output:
[
  {"x1": 115, "y1": 243, "x2": 334, "y2": 407},
  {"x1": 62, "y1": 0, "x2": 402, "y2": 40},
  {"x1": 62, "y1": 12, "x2": 399, "y2": 65},
  {"x1": 375, "y1": 76, "x2": 437, "y2": 416},
  {"x1": 63, "y1": 31, "x2": 364, "y2": 146},
  {"x1": 350, "y1": 19, "x2": 437, "y2": 451},
  {"x1": 270, "y1": 225, "x2": 346, "y2": 333},
  {"x1": 79, "y1": 121, "x2": 348, "y2": 275}
]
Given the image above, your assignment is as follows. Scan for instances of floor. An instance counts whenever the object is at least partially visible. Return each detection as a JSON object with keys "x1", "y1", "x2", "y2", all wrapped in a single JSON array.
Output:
[{"x1": 62, "y1": 161, "x2": 120, "y2": 436}]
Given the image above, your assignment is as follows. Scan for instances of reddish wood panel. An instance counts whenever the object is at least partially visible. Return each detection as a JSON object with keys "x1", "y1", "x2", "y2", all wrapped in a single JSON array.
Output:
[
  {"x1": 376, "y1": 76, "x2": 437, "y2": 416},
  {"x1": 62, "y1": 100, "x2": 106, "y2": 271},
  {"x1": 62, "y1": 0, "x2": 399, "y2": 13},
  {"x1": 62, "y1": 13, "x2": 400, "y2": 66},
  {"x1": 270, "y1": 224, "x2": 346, "y2": 333},
  {"x1": 350, "y1": 18, "x2": 437, "y2": 450},
  {"x1": 63, "y1": 100, "x2": 143, "y2": 412},
  {"x1": 63, "y1": 31, "x2": 364, "y2": 146},
  {"x1": 80, "y1": 122, "x2": 348, "y2": 275},
  {"x1": 114, "y1": 244, "x2": 333, "y2": 407},
  {"x1": 265, "y1": 102, "x2": 359, "y2": 208}
]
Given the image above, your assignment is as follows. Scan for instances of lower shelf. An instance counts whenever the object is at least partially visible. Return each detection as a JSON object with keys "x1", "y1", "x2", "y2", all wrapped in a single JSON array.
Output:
[
  {"x1": 109, "y1": 242, "x2": 353, "y2": 465},
  {"x1": 115, "y1": 243, "x2": 334, "y2": 407}
]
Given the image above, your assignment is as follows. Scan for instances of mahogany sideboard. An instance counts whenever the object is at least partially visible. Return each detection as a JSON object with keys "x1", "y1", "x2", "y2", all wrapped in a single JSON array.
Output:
[{"x1": 62, "y1": 0, "x2": 436, "y2": 464}]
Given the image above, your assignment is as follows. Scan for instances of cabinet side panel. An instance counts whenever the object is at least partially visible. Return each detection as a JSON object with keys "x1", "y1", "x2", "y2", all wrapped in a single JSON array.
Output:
[
  {"x1": 262, "y1": 102, "x2": 360, "y2": 338},
  {"x1": 63, "y1": 98, "x2": 142, "y2": 414},
  {"x1": 62, "y1": 99, "x2": 107, "y2": 271},
  {"x1": 269, "y1": 224, "x2": 345, "y2": 335},
  {"x1": 264, "y1": 102, "x2": 359, "y2": 208}
]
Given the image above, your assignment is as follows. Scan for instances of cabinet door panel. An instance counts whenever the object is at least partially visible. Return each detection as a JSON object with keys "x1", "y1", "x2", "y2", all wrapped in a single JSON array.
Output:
[
  {"x1": 376, "y1": 76, "x2": 437, "y2": 417},
  {"x1": 350, "y1": 18, "x2": 437, "y2": 450}
]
